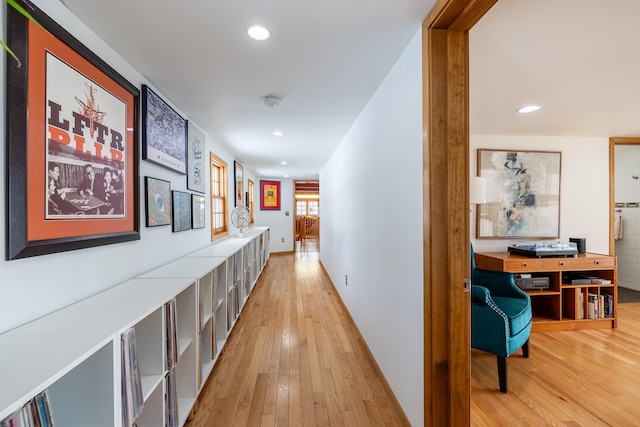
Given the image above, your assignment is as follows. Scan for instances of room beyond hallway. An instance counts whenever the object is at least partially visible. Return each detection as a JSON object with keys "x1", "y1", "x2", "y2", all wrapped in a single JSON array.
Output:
[{"x1": 184, "y1": 252, "x2": 408, "y2": 426}]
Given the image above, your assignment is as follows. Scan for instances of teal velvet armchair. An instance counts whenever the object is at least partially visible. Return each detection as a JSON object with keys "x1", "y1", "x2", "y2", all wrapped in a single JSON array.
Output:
[{"x1": 471, "y1": 245, "x2": 532, "y2": 393}]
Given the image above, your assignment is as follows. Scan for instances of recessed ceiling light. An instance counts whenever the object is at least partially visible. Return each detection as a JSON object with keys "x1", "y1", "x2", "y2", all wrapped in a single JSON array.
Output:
[
  {"x1": 281, "y1": 161, "x2": 287, "y2": 165},
  {"x1": 273, "y1": 131, "x2": 283, "y2": 137},
  {"x1": 248, "y1": 25, "x2": 270, "y2": 41},
  {"x1": 284, "y1": 174, "x2": 289, "y2": 178},
  {"x1": 518, "y1": 105, "x2": 541, "y2": 113}
]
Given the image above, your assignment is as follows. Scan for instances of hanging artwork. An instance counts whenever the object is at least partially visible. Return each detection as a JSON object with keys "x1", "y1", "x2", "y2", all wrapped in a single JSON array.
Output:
[
  {"x1": 476, "y1": 149, "x2": 561, "y2": 239},
  {"x1": 260, "y1": 180, "x2": 281, "y2": 210},
  {"x1": 5, "y1": 1, "x2": 140, "y2": 259}
]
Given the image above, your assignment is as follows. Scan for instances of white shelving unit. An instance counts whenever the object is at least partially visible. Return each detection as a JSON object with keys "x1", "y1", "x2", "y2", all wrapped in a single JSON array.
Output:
[{"x1": 0, "y1": 227, "x2": 269, "y2": 426}]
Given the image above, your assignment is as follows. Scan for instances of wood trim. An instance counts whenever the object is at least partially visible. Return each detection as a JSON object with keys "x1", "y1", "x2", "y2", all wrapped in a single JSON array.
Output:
[
  {"x1": 318, "y1": 260, "x2": 411, "y2": 426},
  {"x1": 422, "y1": 0, "x2": 499, "y2": 424},
  {"x1": 609, "y1": 137, "x2": 640, "y2": 255}
]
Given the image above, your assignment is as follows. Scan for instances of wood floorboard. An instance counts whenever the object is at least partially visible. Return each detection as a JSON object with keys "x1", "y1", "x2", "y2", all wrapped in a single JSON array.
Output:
[
  {"x1": 186, "y1": 250, "x2": 640, "y2": 426},
  {"x1": 185, "y1": 251, "x2": 407, "y2": 427}
]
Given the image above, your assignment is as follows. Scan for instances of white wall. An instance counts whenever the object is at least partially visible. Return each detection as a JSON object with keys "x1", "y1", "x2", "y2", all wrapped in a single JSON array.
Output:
[
  {"x1": 319, "y1": 30, "x2": 424, "y2": 426},
  {"x1": 470, "y1": 135, "x2": 610, "y2": 255},
  {"x1": 0, "y1": 0, "x2": 258, "y2": 334},
  {"x1": 254, "y1": 179, "x2": 294, "y2": 252}
]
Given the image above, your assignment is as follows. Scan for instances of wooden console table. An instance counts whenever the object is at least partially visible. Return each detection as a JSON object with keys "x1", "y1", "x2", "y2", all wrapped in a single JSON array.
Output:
[{"x1": 474, "y1": 252, "x2": 617, "y2": 332}]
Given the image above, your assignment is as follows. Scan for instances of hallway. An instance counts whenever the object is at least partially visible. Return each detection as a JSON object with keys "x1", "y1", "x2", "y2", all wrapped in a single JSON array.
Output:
[{"x1": 185, "y1": 252, "x2": 408, "y2": 426}]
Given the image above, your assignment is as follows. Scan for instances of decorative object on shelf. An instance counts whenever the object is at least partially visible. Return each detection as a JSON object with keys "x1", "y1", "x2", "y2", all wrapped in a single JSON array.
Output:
[
  {"x1": 476, "y1": 149, "x2": 561, "y2": 239},
  {"x1": 231, "y1": 206, "x2": 251, "y2": 237},
  {"x1": 234, "y1": 161, "x2": 244, "y2": 207},
  {"x1": 186, "y1": 122, "x2": 206, "y2": 193},
  {"x1": 141, "y1": 84, "x2": 187, "y2": 174},
  {"x1": 145, "y1": 177, "x2": 172, "y2": 227},
  {"x1": 191, "y1": 194, "x2": 206, "y2": 229},
  {"x1": 5, "y1": 0, "x2": 140, "y2": 260},
  {"x1": 171, "y1": 191, "x2": 192, "y2": 232},
  {"x1": 260, "y1": 180, "x2": 281, "y2": 210}
]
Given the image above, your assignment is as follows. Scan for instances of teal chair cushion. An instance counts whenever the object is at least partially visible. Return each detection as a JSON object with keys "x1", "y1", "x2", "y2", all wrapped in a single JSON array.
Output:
[{"x1": 491, "y1": 296, "x2": 531, "y2": 336}]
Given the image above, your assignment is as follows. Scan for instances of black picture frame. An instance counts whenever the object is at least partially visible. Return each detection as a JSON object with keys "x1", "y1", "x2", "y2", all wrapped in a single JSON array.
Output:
[
  {"x1": 5, "y1": 0, "x2": 140, "y2": 260},
  {"x1": 172, "y1": 191, "x2": 192, "y2": 232},
  {"x1": 145, "y1": 177, "x2": 172, "y2": 227},
  {"x1": 191, "y1": 194, "x2": 206, "y2": 229},
  {"x1": 141, "y1": 85, "x2": 187, "y2": 175}
]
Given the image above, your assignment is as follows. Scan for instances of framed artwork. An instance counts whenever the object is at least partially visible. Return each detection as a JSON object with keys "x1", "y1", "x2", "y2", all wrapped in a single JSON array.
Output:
[
  {"x1": 186, "y1": 122, "x2": 205, "y2": 193},
  {"x1": 145, "y1": 177, "x2": 172, "y2": 227},
  {"x1": 5, "y1": 1, "x2": 140, "y2": 260},
  {"x1": 172, "y1": 191, "x2": 192, "y2": 232},
  {"x1": 141, "y1": 85, "x2": 187, "y2": 174},
  {"x1": 476, "y1": 149, "x2": 562, "y2": 239},
  {"x1": 234, "y1": 161, "x2": 244, "y2": 207},
  {"x1": 191, "y1": 194, "x2": 206, "y2": 229},
  {"x1": 260, "y1": 180, "x2": 281, "y2": 210}
]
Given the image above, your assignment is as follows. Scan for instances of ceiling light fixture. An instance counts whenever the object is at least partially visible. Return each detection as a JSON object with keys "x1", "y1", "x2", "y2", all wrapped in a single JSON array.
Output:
[
  {"x1": 518, "y1": 105, "x2": 541, "y2": 113},
  {"x1": 248, "y1": 25, "x2": 270, "y2": 41},
  {"x1": 281, "y1": 161, "x2": 287, "y2": 165},
  {"x1": 273, "y1": 131, "x2": 283, "y2": 137},
  {"x1": 262, "y1": 95, "x2": 281, "y2": 108}
]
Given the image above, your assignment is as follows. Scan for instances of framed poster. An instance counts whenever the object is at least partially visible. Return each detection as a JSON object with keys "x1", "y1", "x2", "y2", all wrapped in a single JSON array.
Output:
[
  {"x1": 172, "y1": 191, "x2": 192, "y2": 232},
  {"x1": 476, "y1": 149, "x2": 561, "y2": 239},
  {"x1": 145, "y1": 177, "x2": 172, "y2": 227},
  {"x1": 234, "y1": 161, "x2": 244, "y2": 207},
  {"x1": 5, "y1": 0, "x2": 140, "y2": 260},
  {"x1": 260, "y1": 180, "x2": 281, "y2": 210},
  {"x1": 141, "y1": 85, "x2": 187, "y2": 174},
  {"x1": 186, "y1": 122, "x2": 205, "y2": 193},
  {"x1": 191, "y1": 194, "x2": 206, "y2": 229}
]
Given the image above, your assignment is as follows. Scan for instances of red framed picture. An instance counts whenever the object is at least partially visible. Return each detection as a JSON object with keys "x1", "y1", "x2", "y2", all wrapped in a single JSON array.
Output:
[
  {"x1": 260, "y1": 180, "x2": 281, "y2": 210},
  {"x1": 6, "y1": 1, "x2": 140, "y2": 259}
]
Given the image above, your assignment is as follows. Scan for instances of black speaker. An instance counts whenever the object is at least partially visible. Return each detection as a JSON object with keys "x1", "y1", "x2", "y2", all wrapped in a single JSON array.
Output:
[{"x1": 570, "y1": 237, "x2": 586, "y2": 254}]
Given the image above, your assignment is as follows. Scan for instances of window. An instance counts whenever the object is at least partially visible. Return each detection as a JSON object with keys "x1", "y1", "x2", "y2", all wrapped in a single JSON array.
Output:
[
  {"x1": 247, "y1": 179, "x2": 255, "y2": 225},
  {"x1": 210, "y1": 152, "x2": 228, "y2": 240},
  {"x1": 296, "y1": 199, "x2": 319, "y2": 216}
]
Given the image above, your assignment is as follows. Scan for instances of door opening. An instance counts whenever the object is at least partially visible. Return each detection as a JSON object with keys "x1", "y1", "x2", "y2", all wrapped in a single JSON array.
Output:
[{"x1": 294, "y1": 180, "x2": 319, "y2": 252}]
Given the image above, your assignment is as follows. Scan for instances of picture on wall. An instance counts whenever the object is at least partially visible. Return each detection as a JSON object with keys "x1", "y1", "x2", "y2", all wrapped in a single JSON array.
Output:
[
  {"x1": 5, "y1": 0, "x2": 140, "y2": 260},
  {"x1": 186, "y1": 122, "x2": 205, "y2": 193},
  {"x1": 476, "y1": 149, "x2": 561, "y2": 239},
  {"x1": 172, "y1": 191, "x2": 192, "y2": 232},
  {"x1": 145, "y1": 177, "x2": 172, "y2": 227},
  {"x1": 260, "y1": 180, "x2": 281, "y2": 210},
  {"x1": 191, "y1": 194, "x2": 206, "y2": 229},
  {"x1": 142, "y1": 85, "x2": 187, "y2": 175},
  {"x1": 234, "y1": 161, "x2": 244, "y2": 207}
]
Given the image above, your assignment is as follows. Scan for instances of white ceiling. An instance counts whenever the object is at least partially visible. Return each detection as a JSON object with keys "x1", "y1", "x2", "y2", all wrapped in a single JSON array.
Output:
[
  {"x1": 58, "y1": 0, "x2": 435, "y2": 179},
  {"x1": 470, "y1": 0, "x2": 640, "y2": 138},
  {"x1": 57, "y1": 0, "x2": 640, "y2": 180}
]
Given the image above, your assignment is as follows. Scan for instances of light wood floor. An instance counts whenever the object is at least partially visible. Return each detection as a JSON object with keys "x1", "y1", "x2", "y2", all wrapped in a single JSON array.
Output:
[
  {"x1": 186, "y1": 250, "x2": 640, "y2": 426},
  {"x1": 471, "y1": 302, "x2": 640, "y2": 426},
  {"x1": 185, "y1": 251, "x2": 408, "y2": 427}
]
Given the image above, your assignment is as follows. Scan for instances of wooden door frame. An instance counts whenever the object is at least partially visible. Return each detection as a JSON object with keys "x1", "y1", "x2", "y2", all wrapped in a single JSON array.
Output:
[{"x1": 422, "y1": 1, "x2": 498, "y2": 424}]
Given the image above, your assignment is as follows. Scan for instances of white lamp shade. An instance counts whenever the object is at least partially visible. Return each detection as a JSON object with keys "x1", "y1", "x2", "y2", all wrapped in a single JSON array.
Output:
[{"x1": 469, "y1": 176, "x2": 487, "y2": 204}]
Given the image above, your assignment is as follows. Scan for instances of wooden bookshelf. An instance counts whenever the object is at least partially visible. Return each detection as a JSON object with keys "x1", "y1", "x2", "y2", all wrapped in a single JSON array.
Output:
[{"x1": 474, "y1": 251, "x2": 617, "y2": 332}]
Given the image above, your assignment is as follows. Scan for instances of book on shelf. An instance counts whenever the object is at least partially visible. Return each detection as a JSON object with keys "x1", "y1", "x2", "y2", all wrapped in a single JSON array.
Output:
[
  {"x1": 165, "y1": 369, "x2": 179, "y2": 427},
  {"x1": 574, "y1": 289, "x2": 584, "y2": 320},
  {"x1": 587, "y1": 293, "x2": 599, "y2": 319},
  {"x1": 166, "y1": 298, "x2": 179, "y2": 369},
  {"x1": 121, "y1": 327, "x2": 143, "y2": 427},
  {"x1": 602, "y1": 293, "x2": 614, "y2": 318},
  {"x1": 1, "y1": 390, "x2": 50, "y2": 427}
]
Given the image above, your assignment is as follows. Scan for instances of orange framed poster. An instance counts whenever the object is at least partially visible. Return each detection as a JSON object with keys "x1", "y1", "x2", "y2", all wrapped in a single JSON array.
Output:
[
  {"x1": 260, "y1": 180, "x2": 281, "y2": 210},
  {"x1": 6, "y1": 0, "x2": 140, "y2": 259}
]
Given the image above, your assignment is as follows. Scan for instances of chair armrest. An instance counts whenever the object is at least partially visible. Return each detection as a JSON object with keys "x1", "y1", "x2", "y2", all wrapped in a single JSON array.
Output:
[
  {"x1": 473, "y1": 268, "x2": 528, "y2": 299},
  {"x1": 471, "y1": 285, "x2": 491, "y2": 304}
]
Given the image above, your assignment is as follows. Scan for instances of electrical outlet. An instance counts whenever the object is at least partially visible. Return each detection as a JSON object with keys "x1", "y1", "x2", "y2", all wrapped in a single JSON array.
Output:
[
  {"x1": 345, "y1": 275, "x2": 348, "y2": 285},
  {"x1": 281, "y1": 237, "x2": 285, "y2": 243}
]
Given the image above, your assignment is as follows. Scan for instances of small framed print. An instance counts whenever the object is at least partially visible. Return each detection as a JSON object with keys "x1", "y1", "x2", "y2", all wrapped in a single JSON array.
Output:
[
  {"x1": 172, "y1": 190, "x2": 191, "y2": 232},
  {"x1": 234, "y1": 161, "x2": 244, "y2": 207},
  {"x1": 191, "y1": 194, "x2": 206, "y2": 229},
  {"x1": 145, "y1": 177, "x2": 172, "y2": 227},
  {"x1": 260, "y1": 180, "x2": 281, "y2": 210},
  {"x1": 141, "y1": 85, "x2": 187, "y2": 174}
]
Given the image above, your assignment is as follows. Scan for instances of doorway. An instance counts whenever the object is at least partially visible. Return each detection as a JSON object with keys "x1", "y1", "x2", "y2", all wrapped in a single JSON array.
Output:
[
  {"x1": 293, "y1": 180, "x2": 319, "y2": 252},
  {"x1": 611, "y1": 137, "x2": 640, "y2": 291}
]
